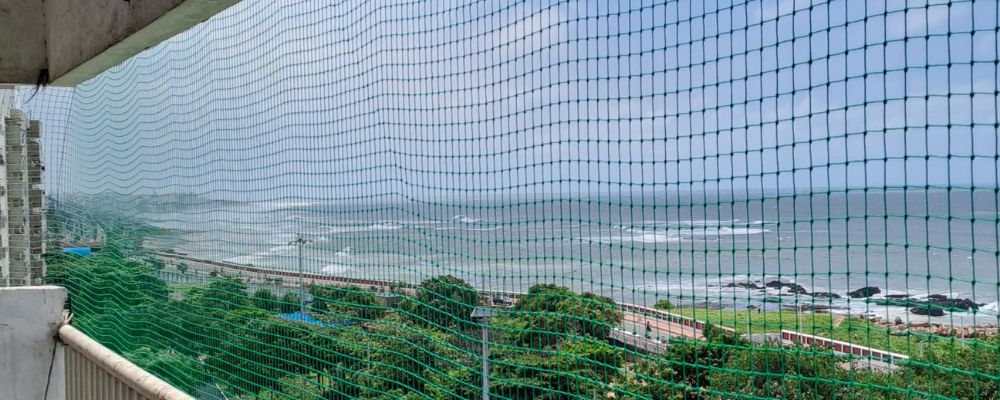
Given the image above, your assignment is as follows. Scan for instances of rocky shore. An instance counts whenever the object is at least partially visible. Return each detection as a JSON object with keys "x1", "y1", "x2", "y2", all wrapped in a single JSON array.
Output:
[
  {"x1": 866, "y1": 316, "x2": 1000, "y2": 338},
  {"x1": 721, "y1": 281, "x2": 986, "y2": 318}
]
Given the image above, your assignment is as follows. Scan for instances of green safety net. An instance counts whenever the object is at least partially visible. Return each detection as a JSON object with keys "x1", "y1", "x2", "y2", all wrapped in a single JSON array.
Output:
[{"x1": 13, "y1": 0, "x2": 1000, "y2": 398}]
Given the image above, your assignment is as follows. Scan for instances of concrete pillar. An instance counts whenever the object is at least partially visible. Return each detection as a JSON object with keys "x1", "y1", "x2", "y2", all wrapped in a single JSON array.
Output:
[{"x1": 0, "y1": 286, "x2": 67, "y2": 400}]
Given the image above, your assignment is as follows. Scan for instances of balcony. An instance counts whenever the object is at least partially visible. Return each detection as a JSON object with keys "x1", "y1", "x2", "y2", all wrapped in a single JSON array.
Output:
[{"x1": 0, "y1": 286, "x2": 193, "y2": 400}]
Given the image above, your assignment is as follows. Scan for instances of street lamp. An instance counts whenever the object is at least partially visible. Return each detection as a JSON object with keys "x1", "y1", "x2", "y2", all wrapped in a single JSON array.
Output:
[
  {"x1": 289, "y1": 234, "x2": 313, "y2": 314},
  {"x1": 471, "y1": 307, "x2": 496, "y2": 400}
]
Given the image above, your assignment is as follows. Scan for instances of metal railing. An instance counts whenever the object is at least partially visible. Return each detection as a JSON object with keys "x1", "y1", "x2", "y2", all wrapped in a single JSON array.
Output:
[{"x1": 60, "y1": 325, "x2": 194, "y2": 400}]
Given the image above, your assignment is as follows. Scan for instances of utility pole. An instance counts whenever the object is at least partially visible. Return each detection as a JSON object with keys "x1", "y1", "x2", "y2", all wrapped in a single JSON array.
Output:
[
  {"x1": 472, "y1": 307, "x2": 496, "y2": 400},
  {"x1": 289, "y1": 234, "x2": 313, "y2": 314}
]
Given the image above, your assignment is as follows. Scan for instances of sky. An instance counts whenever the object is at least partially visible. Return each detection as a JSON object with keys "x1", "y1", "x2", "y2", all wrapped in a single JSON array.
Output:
[{"x1": 17, "y1": 0, "x2": 1000, "y2": 202}]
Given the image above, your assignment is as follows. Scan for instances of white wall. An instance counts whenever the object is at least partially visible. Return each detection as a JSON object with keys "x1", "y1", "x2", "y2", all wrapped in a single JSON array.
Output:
[{"x1": 0, "y1": 286, "x2": 66, "y2": 400}]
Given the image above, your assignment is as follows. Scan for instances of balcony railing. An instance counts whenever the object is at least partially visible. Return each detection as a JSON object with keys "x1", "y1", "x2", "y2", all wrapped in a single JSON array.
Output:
[{"x1": 60, "y1": 325, "x2": 195, "y2": 400}]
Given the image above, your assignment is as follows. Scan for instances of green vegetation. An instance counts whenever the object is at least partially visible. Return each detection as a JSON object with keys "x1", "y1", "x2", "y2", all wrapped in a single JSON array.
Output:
[
  {"x1": 400, "y1": 275, "x2": 479, "y2": 330},
  {"x1": 673, "y1": 308, "x2": 929, "y2": 355},
  {"x1": 310, "y1": 284, "x2": 386, "y2": 321},
  {"x1": 45, "y1": 225, "x2": 1000, "y2": 399},
  {"x1": 654, "y1": 299, "x2": 674, "y2": 311},
  {"x1": 253, "y1": 289, "x2": 281, "y2": 312},
  {"x1": 280, "y1": 292, "x2": 301, "y2": 314}
]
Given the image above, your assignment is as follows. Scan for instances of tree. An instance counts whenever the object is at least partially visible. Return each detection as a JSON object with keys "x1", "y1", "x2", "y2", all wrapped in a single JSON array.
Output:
[
  {"x1": 124, "y1": 347, "x2": 206, "y2": 394},
  {"x1": 207, "y1": 316, "x2": 353, "y2": 396},
  {"x1": 349, "y1": 317, "x2": 477, "y2": 399},
  {"x1": 709, "y1": 346, "x2": 846, "y2": 399},
  {"x1": 497, "y1": 284, "x2": 622, "y2": 347},
  {"x1": 281, "y1": 292, "x2": 302, "y2": 314},
  {"x1": 654, "y1": 299, "x2": 675, "y2": 311},
  {"x1": 177, "y1": 262, "x2": 189, "y2": 274},
  {"x1": 254, "y1": 289, "x2": 281, "y2": 312},
  {"x1": 399, "y1": 275, "x2": 479, "y2": 330},
  {"x1": 310, "y1": 285, "x2": 386, "y2": 321}
]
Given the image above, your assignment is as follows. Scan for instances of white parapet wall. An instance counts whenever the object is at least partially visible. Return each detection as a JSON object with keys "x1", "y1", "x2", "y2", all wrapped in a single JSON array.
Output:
[{"x1": 0, "y1": 285, "x2": 67, "y2": 400}]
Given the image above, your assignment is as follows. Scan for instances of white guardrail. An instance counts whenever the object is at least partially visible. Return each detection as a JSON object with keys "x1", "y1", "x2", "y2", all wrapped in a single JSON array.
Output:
[{"x1": 60, "y1": 325, "x2": 195, "y2": 400}]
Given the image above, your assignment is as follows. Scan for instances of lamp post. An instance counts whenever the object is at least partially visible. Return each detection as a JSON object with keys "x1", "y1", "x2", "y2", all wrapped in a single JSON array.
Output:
[
  {"x1": 471, "y1": 307, "x2": 496, "y2": 400},
  {"x1": 289, "y1": 234, "x2": 313, "y2": 314}
]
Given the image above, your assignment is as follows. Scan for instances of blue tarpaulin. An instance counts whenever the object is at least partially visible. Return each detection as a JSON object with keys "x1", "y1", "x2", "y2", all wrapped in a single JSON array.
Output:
[
  {"x1": 278, "y1": 312, "x2": 356, "y2": 328},
  {"x1": 63, "y1": 247, "x2": 92, "y2": 256}
]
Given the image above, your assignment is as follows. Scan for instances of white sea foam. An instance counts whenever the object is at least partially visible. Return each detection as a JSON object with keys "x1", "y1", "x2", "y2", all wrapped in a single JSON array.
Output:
[
  {"x1": 321, "y1": 264, "x2": 351, "y2": 274},
  {"x1": 335, "y1": 246, "x2": 352, "y2": 257},
  {"x1": 616, "y1": 225, "x2": 767, "y2": 237},
  {"x1": 579, "y1": 233, "x2": 683, "y2": 244},
  {"x1": 268, "y1": 245, "x2": 297, "y2": 253},
  {"x1": 268, "y1": 233, "x2": 298, "y2": 245},
  {"x1": 452, "y1": 215, "x2": 481, "y2": 224},
  {"x1": 325, "y1": 223, "x2": 402, "y2": 234},
  {"x1": 257, "y1": 200, "x2": 320, "y2": 212}
]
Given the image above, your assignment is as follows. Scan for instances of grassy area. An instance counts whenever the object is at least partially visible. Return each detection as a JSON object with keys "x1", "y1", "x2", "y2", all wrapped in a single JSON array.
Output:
[{"x1": 672, "y1": 308, "x2": 947, "y2": 355}]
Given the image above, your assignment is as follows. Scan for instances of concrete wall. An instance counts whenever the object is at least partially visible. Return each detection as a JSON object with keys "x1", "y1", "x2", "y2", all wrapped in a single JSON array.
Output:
[
  {"x1": 0, "y1": 0, "x2": 240, "y2": 86},
  {"x1": 0, "y1": 286, "x2": 66, "y2": 400},
  {"x1": 0, "y1": 1, "x2": 47, "y2": 84}
]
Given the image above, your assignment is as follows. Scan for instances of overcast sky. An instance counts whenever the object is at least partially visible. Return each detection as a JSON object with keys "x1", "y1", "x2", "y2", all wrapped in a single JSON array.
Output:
[{"x1": 20, "y1": 0, "x2": 1000, "y2": 202}]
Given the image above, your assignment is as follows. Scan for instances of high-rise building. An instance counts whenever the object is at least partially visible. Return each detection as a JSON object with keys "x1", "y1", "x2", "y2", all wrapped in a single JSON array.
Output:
[
  {"x1": 1, "y1": 108, "x2": 45, "y2": 286},
  {"x1": 27, "y1": 119, "x2": 45, "y2": 281}
]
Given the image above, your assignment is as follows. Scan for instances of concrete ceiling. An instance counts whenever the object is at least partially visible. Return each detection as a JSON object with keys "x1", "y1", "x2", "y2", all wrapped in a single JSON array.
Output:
[{"x1": 0, "y1": 0, "x2": 239, "y2": 86}]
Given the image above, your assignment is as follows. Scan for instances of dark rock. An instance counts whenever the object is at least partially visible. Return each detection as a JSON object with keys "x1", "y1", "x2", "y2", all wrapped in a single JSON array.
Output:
[
  {"x1": 764, "y1": 280, "x2": 809, "y2": 294},
  {"x1": 926, "y1": 294, "x2": 948, "y2": 301},
  {"x1": 910, "y1": 305, "x2": 946, "y2": 317},
  {"x1": 894, "y1": 317, "x2": 904, "y2": 325},
  {"x1": 885, "y1": 294, "x2": 911, "y2": 299},
  {"x1": 928, "y1": 298, "x2": 979, "y2": 311},
  {"x1": 848, "y1": 287, "x2": 881, "y2": 298},
  {"x1": 724, "y1": 282, "x2": 763, "y2": 290},
  {"x1": 809, "y1": 292, "x2": 841, "y2": 299}
]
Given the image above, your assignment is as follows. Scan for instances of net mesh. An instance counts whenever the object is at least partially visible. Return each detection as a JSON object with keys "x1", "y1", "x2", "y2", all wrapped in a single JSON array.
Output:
[{"x1": 15, "y1": 0, "x2": 1000, "y2": 398}]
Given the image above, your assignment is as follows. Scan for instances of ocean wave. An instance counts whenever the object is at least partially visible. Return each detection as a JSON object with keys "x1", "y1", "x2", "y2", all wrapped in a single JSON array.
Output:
[
  {"x1": 714, "y1": 227, "x2": 769, "y2": 235},
  {"x1": 268, "y1": 233, "x2": 298, "y2": 245},
  {"x1": 257, "y1": 200, "x2": 322, "y2": 212},
  {"x1": 335, "y1": 246, "x2": 352, "y2": 257},
  {"x1": 579, "y1": 233, "x2": 682, "y2": 244},
  {"x1": 325, "y1": 223, "x2": 402, "y2": 234},
  {"x1": 433, "y1": 225, "x2": 503, "y2": 232},
  {"x1": 268, "y1": 245, "x2": 297, "y2": 253},
  {"x1": 616, "y1": 225, "x2": 768, "y2": 236},
  {"x1": 452, "y1": 215, "x2": 481, "y2": 224},
  {"x1": 321, "y1": 264, "x2": 351, "y2": 274}
]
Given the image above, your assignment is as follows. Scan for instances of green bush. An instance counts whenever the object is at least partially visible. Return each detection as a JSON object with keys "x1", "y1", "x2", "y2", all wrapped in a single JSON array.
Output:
[
  {"x1": 400, "y1": 275, "x2": 479, "y2": 330},
  {"x1": 654, "y1": 299, "x2": 674, "y2": 311},
  {"x1": 310, "y1": 285, "x2": 386, "y2": 321}
]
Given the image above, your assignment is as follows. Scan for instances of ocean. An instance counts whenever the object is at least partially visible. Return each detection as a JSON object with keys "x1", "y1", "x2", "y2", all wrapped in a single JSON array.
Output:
[{"x1": 139, "y1": 189, "x2": 1000, "y2": 325}]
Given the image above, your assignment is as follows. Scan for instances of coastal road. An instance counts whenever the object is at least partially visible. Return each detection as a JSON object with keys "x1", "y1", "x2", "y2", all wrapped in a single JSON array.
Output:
[
  {"x1": 622, "y1": 312, "x2": 703, "y2": 340},
  {"x1": 152, "y1": 252, "x2": 708, "y2": 346}
]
